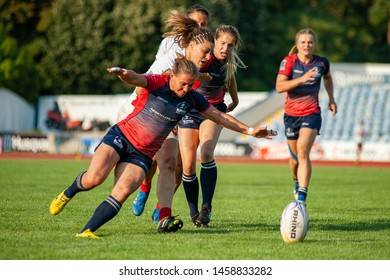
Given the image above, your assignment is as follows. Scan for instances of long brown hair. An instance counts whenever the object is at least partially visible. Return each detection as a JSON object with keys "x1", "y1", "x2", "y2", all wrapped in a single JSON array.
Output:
[{"x1": 163, "y1": 10, "x2": 214, "y2": 49}]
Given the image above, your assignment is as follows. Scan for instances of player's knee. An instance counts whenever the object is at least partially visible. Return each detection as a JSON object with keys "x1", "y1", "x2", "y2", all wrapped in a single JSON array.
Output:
[{"x1": 83, "y1": 173, "x2": 106, "y2": 187}]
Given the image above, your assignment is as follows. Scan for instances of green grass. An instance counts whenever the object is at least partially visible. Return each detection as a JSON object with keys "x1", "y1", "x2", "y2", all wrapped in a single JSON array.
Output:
[{"x1": 0, "y1": 159, "x2": 389, "y2": 260}]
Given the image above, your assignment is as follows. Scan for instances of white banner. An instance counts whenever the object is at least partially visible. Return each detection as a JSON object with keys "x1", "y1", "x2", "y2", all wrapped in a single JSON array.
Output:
[{"x1": 250, "y1": 140, "x2": 390, "y2": 162}]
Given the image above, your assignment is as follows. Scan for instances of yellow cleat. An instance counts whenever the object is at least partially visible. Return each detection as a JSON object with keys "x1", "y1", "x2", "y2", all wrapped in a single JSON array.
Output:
[
  {"x1": 49, "y1": 191, "x2": 71, "y2": 215},
  {"x1": 76, "y1": 229, "x2": 99, "y2": 239}
]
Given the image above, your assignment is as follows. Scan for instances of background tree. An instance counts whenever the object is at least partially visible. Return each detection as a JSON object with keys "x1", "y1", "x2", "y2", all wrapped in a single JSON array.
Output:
[
  {"x1": 1, "y1": 0, "x2": 389, "y2": 105},
  {"x1": 0, "y1": 0, "x2": 51, "y2": 103}
]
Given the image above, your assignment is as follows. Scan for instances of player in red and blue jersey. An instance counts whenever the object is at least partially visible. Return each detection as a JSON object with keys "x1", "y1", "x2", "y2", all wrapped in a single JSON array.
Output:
[
  {"x1": 178, "y1": 25, "x2": 247, "y2": 227},
  {"x1": 276, "y1": 28, "x2": 337, "y2": 205},
  {"x1": 125, "y1": 7, "x2": 211, "y2": 222},
  {"x1": 49, "y1": 57, "x2": 277, "y2": 238}
]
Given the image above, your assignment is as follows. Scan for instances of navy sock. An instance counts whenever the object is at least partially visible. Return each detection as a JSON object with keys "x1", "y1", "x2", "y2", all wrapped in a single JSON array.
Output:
[
  {"x1": 200, "y1": 160, "x2": 217, "y2": 209},
  {"x1": 80, "y1": 195, "x2": 122, "y2": 233},
  {"x1": 64, "y1": 171, "x2": 86, "y2": 198},
  {"x1": 182, "y1": 173, "x2": 199, "y2": 217},
  {"x1": 297, "y1": 187, "x2": 308, "y2": 203}
]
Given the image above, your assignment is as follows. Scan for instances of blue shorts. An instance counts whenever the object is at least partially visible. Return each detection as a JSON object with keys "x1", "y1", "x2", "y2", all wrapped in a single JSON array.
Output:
[
  {"x1": 95, "y1": 125, "x2": 152, "y2": 174},
  {"x1": 179, "y1": 102, "x2": 227, "y2": 129},
  {"x1": 284, "y1": 113, "x2": 322, "y2": 140}
]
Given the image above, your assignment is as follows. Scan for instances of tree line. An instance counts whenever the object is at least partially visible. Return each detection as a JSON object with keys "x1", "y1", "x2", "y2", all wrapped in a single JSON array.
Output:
[{"x1": 0, "y1": 0, "x2": 389, "y2": 105}]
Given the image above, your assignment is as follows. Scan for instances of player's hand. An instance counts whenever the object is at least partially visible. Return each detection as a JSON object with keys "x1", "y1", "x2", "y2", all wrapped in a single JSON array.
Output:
[
  {"x1": 226, "y1": 101, "x2": 238, "y2": 113},
  {"x1": 107, "y1": 67, "x2": 126, "y2": 75},
  {"x1": 107, "y1": 67, "x2": 131, "y2": 83},
  {"x1": 329, "y1": 102, "x2": 337, "y2": 116},
  {"x1": 252, "y1": 126, "x2": 278, "y2": 139}
]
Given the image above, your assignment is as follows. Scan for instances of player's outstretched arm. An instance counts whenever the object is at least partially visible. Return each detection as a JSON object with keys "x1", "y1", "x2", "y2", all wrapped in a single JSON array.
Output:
[
  {"x1": 202, "y1": 105, "x2": 277, "y2": 139},
  {"x1": 107, "y1": 67, "x2": 148, "y2": 88}
]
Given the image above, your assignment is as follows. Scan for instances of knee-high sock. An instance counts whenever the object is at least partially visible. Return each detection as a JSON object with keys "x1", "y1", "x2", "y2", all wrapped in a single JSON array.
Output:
[
  {"x1": 182, "y1": 173, "x2": 199, "y2": 217},
  {"x1": 80, "y1": 195, "x2": 122, "y2": 232},
  {"x1": 297, "y1": 187, "x2": 308, "y2": 203},
  {"x1": 64, "y1": 171, "x2": 86, "y2": 198},
  {"x1": 200, "y1": 160, "x2": 217, "y2": 210}
]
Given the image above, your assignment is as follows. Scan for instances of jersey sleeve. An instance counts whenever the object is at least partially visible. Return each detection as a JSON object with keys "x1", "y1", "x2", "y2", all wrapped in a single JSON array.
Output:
[
  {"x1": 155, "y1": 36, "x2": 180, "y2": 61},
  {"x1": 323, "y1": 57, "x2": 330, "y2": 75},
  {"x1": 191, "y1": 90, "x2": 211, "y2": 112},
  {"x1": 144, "y1": 74, "x2": 168, "y2": 92}
]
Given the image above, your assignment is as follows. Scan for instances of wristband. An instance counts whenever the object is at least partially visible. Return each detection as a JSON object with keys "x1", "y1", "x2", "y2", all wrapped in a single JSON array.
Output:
[{"x1": 247, "y1": 127, "x2": 254, "y2": 136}]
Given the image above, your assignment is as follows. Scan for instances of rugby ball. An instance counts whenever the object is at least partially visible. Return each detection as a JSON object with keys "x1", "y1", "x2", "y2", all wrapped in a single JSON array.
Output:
[{"x1": 280, "y1": 201, "x2": 309, "y2": 243}]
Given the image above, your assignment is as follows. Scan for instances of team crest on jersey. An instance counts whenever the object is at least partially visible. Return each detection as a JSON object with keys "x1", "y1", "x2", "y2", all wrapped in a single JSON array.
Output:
[
  {"x1": 280, "y1": 60, "x2": 287, "y2": 71},
  {"x1": 176, "y1": 102, "x2": 189, "y2": 115}
]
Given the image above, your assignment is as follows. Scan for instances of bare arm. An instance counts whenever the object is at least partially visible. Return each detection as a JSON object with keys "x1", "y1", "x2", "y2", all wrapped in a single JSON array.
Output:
[
  {"x1": 275, "y1": 67, "x2": 318, "y2": 93},
  {"x1": 226, "y1": 77, "x2": 239, "y2": 113},
  {"x1": 107, "y1": 67, "x2": 148, "y2": 88},
  {"x1": 323, "y1": 71, "x2": 337, "y2": 116},
  {"x1": 201, "y1": 105, "x2": 277, "y2": 139}
]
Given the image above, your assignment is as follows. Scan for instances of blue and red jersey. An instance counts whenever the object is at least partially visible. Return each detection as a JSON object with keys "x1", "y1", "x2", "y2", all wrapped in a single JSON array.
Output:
[
  {"x1": 193, "y1": 54, "x2": 226, "y2": 106},
  {"x1": 117, "y1": 74, "x2": 210, "y2": 158},
  {"x1": 278, "y1": 53, "x2": 330, "y2": 116}
]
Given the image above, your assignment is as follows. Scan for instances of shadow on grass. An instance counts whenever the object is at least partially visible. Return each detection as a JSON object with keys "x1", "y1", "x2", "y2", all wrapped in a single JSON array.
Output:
[{"x1": 179, "y1": 222, "x2": 279, "y2": 235}]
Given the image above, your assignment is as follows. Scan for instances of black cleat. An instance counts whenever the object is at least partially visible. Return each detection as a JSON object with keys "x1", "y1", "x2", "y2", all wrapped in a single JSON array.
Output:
[
  {"x1": 157, "y1": 216, "x2": 183, "y2": 233},
  {"x1": 196, "y1": 207, "x2": 211, "y2": 228}
]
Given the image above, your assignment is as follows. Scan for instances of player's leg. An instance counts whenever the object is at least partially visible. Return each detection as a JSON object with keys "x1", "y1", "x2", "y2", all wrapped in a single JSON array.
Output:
[
  {"x1": 152, "y1": 140, "x2": 183, "y2": 222},
  {"x1": 50, "y1": 142, "x2": 119, "y2": 215},
  {"x1": 197, "y1": 119, "x2": 223, "y2": 227},
  {"x1": 296, "y1": 127, "x2": 317, "y2": 204},
  {"x1": 131, "y1": 158, "x2": 157, "y2": 216},
  {"x1": 154, "y1": 139, "x2": 184, "y2": 233},
  {"x1": 155, "y1": 138, "x2": 178, "y2": 220},
  {"x1": 287, "y1": 140, "x2": 299, "y2": 199},
  {"x1": 178, "y1": 126, "x2": 200, "y2": 224},
  {"x1": 77, "y1": 162, "x2": 145, "y2": 238}
]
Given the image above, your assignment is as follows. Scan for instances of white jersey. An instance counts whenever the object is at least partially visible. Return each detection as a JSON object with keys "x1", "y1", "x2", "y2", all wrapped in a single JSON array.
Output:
[
  {"x1": 155, "y1": 36, "x2": 182, "y2": 61},
  {"x1": 116, "y1": 44, "x2": 185, "y2": 122}
]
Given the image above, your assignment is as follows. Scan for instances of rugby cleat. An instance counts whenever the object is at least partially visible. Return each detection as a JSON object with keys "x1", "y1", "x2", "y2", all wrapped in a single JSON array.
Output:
[
  {"x1": 191, "y1": 213, "x2": 199, "y2": 227},
  {"x1": 76, "y1": 229, "x2": 99, "y2": 239},
  {"x1": 50, "y1": 191, "x2": 71, "y2": 215},
  {"x1": 196, "y1": 207, "x2": 211, "y2": 228},
  {"x1": 152, "y1": 208, "x2": 160, "y2": 223},
  {"x1": 157, "y1": 216, "x2": 183, "y2": 233},
  {"x1": 132, "y1": 191, "x2": 149, "y2": 216}
]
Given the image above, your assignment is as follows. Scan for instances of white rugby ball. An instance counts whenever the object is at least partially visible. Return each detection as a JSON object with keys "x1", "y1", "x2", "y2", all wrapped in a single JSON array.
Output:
[{"x1": 280, "y1": 201, "x2": 309, "y2": 243}]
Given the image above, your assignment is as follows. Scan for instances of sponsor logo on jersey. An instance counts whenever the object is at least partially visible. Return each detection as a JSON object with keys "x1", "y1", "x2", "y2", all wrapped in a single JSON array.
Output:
[
  {"x1": 150, "y1": 108, "x2": 175, "y2": 121},
  {"x1": 293, "y1": 69, "x2": 303, "y2": 74},
  {"x1": 157, "y1": 96, "x2": 168, "y2": 104},
  {"x1": 176, "y1": 102, "x2": 189, "y2": 115}
]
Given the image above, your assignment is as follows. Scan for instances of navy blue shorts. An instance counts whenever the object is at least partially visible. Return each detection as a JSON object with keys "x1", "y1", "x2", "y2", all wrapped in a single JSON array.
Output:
[
  {"x1": 179, "y1": 102, "x2": 227, "y2": 129},
  {"x1": 284, "y1": 112, "x2": 322, "y2": 140},
  {"x1": 95, "y1": 125, "x2": 152, "y2": 174}
]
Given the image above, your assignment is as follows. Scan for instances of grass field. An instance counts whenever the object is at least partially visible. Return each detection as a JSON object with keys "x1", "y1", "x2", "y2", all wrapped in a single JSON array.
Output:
[{"x1": 0, "y1": 158, "x2": 389, "y2": 260}]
